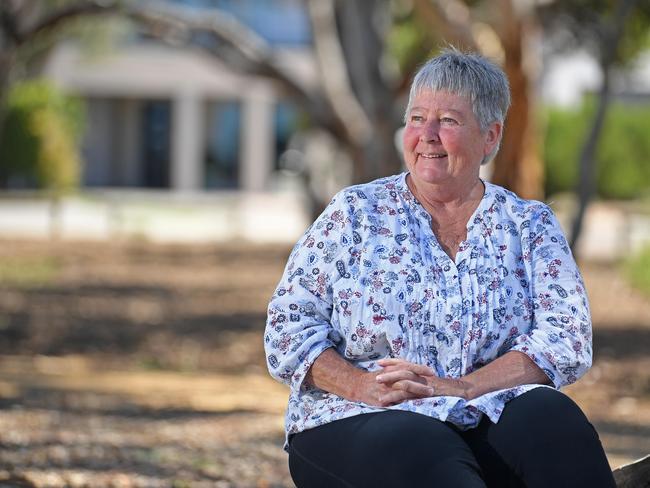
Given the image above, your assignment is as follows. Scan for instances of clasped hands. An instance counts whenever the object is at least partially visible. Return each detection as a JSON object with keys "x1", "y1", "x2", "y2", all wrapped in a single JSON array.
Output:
[{"x1": 355, "y1": 358, "x2": 470, "y2": 407}]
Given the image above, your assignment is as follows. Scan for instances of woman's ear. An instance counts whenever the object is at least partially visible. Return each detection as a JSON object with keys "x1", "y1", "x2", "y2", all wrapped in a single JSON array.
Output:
[{"x1": 484, "y1": 122, "x2": 502, "y2": 154}]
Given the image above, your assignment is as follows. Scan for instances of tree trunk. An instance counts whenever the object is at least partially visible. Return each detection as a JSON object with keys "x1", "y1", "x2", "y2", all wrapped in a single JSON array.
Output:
[
  {"x1": 337, "y1": 0, "x2": 403, "y2": 183},
  {"x1": 491, "y1": 0, "x2": 543, "y2": 200},
  {"x1": 569, "y1": 0, "x2": 637, "y2": 255},
  {"x1": 569, "y1": 69, "x2": 610, "y2": 252}
]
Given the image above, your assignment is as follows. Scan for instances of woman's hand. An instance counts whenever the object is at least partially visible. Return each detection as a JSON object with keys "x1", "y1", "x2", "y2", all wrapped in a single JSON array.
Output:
[
  {"x1": 350, "y1": 369, "x2": 434, "y2": 407},
  {"x1": 306, "y1": 349, "x2": 430, "y2": 408},
  {"x1": 306, "y1": 349, "x2": 470, "y2": 408},
  {"x1": 376, "y1": 358, "x2": 470, "y2": 401}
]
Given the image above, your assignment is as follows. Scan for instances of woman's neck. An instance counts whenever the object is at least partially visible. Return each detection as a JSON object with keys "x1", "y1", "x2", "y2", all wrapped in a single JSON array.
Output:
[
  {"x1": 406, "y1": 174, "x2": 485, "y2": 216},
  {"x1": 406, "y1": 174, "x2": 485, "y2": 261}
]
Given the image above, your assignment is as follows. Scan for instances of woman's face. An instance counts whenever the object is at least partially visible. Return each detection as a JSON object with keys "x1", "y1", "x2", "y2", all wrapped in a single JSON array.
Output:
[{"x1": 402, "y1": 90, "x2": 501, "y2": 187}]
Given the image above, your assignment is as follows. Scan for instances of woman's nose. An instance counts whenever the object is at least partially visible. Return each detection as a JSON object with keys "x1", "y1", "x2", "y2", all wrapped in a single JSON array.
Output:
[{"x1": 420, "y1": 120, "x2": 440, "y2": 143}]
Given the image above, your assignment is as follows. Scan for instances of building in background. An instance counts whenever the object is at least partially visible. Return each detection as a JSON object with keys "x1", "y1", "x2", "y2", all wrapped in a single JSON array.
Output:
[{"x1": 43, "y1": 0, "x2": 315, "y2": 193}]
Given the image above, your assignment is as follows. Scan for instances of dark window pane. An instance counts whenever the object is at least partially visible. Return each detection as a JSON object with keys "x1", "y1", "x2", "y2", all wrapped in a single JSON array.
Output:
[
  {"x1": 142, "y1": 100, "x2": 171, "y2": 188},
  {"x1": 274, "y1": 102, "x2": 300, "y2": 171},
  {"x1": 205, "y1": 101, "x2": 240, "y2": 189}
]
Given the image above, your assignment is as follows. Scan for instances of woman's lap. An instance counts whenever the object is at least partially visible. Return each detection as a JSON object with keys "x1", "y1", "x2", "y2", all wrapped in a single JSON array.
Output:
[
  {"x1": 288, "y1": 388, "x2": 616, "y2": 488},
  {"x1": 289, "y1": 409, "x2": 485, "y2": 488}
]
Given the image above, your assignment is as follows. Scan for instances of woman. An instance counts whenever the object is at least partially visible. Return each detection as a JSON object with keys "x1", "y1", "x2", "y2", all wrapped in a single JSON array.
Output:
[{"x1": 265, "y1": 49, "x2": 615, "y2": 487}]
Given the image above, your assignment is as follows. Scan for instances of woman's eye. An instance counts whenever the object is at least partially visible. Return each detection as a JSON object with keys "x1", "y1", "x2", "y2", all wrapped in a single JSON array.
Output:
[
  {"x1": 441, "y1": 117, "x2": 457, "y2": 124},
  {"x1": 410, "y1": 115, "x2": 425, "y2": 123}
]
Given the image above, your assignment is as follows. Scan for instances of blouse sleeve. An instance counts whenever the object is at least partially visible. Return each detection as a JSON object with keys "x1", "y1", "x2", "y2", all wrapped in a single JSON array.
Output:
[
  {"x1": 510, "y1": 204, "x2": 593, "y2": 388},
  {"x1": 264, "y1": 190, "x2": 352, "y2": 392}
]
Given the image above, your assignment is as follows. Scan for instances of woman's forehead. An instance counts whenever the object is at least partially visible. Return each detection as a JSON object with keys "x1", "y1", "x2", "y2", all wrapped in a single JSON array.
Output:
[{"x1": 409, "y1": 89, "x2": 473, "y2": 111}]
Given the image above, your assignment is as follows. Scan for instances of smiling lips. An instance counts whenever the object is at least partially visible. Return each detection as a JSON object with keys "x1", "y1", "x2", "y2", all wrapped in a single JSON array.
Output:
[{"x1": 420, "y1": 152, "x2": 447, "y2": 159}]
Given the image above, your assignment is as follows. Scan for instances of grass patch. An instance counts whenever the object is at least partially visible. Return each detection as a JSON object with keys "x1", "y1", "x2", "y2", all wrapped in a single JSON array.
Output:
[
  {"x1": 0, "y1": 255, "x2": 60, "y2": 286},
  {"x1": 624, "y1": 246, "x2": 650, "y2": 296}
]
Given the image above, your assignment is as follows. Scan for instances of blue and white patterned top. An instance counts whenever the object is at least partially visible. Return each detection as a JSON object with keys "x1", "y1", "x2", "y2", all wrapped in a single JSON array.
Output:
[{"x1": 265, "y1": 173, "x2": 592, "y2": 445}]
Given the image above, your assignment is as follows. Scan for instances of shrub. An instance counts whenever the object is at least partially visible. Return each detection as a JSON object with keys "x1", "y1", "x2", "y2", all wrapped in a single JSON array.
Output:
[
  {"x1": 544, "y1": 99, "x2": 650, "y2": 199},
  {"x1": 0, "y1": 79, "x2": 85, "y2": 194}
]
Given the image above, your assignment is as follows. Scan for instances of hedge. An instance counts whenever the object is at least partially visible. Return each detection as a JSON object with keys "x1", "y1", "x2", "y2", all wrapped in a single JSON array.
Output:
[
  {"x1": 544, "y1": 98, "x2": 650, "y2": 200},
  {"x1": 0, "y1": 79, "x2": 85, "y2": 193}
]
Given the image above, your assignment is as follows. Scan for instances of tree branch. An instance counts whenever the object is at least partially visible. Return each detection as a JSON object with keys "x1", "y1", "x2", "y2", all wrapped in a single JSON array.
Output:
[
  {"x1": 411, "y1": 0, "x2": 478, "y2": 50},
  {"x1": 306, "y1": 0, "x2": 372, "y2": 144},
  {"x1": 16, "y1": 0, "x2": 121, "y2": 46},
  {"x1": 1, "y1": 2, "x2": 22, "y2": 45}
]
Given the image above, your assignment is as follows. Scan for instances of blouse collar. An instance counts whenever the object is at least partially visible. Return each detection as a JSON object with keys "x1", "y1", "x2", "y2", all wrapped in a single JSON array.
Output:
[{"x1": 395, "y1": 172, "x2": 493, "y2": 218}]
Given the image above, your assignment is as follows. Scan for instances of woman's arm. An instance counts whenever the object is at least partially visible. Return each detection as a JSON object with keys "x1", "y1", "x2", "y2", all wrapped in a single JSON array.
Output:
[
  {"x1": 265, "y1": 193, "x2": 346, "y2": 392},
  {"x1": 457, "y1": 351, "x2": 551, "y2": 399},
  {"x1": 508, "y1": 205, "x2": 593, "y2": 387}
]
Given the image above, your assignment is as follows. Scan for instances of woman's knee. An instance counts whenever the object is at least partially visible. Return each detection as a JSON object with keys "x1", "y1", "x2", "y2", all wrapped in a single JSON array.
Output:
[
  {"x1": 486, "y1": 388, "x2": 615, "y2": 487},
  {"x1": 501, "y1": 388, "x2": 596, "y2": 441}
]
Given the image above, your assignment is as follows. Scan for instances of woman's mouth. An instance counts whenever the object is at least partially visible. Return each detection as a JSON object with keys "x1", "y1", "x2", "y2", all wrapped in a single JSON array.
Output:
[{"x1": 419, "y1": 153, "x2": 447, "y2": 159}]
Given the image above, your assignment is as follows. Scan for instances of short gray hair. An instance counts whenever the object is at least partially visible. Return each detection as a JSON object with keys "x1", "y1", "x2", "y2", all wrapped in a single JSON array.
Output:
[{"x1": 404, "y1": 48, "x2": 511, "y2": 163}]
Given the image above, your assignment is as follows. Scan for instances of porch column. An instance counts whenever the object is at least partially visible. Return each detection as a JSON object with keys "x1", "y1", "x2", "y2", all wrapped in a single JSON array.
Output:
[
  {"x1": 116, "y1": 98, "x2": 141, "y2": 186},
  {"x1": 241, "y1": 87, "x2": 274, "y2": 191},
  {"x1": 171, "y1": 89, "x2": 204, "y2": 191}
]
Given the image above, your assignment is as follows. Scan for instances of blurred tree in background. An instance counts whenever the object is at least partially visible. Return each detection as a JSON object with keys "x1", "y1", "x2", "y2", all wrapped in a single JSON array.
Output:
[
  {"x1": 0, "y1": 1, "x2": 121, "y2": 135},
  {"x1": 539, "y1": 0, "x2": 650, "y2": 251},
  {"x1": 0, "y1": 79, "x2": 85, "y2": 237},
  {"x1": 0, "y1": 79, "x2": 84, "y2": 190}
]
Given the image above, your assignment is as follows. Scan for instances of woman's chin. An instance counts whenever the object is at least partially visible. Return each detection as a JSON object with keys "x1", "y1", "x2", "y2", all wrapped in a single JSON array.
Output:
[{"x1": 412, "y1": 166, "x2": 450, "y2": 185}]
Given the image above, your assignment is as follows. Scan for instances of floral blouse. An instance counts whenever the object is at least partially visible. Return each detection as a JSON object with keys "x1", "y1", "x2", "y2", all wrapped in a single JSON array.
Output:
[{"x1": 264, "y1": 172, "x2": 592, "y2": 446}]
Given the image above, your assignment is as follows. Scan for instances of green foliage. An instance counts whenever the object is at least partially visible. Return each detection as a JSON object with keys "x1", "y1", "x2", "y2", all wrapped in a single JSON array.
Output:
[
  {"x1": 624, "y1": 246, "x2": 650, "y2": 296},
  {"x1": 387, "y1": 0, "x2": 440, "y2": 80},
  {"x1": 539, "y1": 1, "x2": 650, "y2": 67},
  {"x1": 0, "y1": 79, "x2": 85, "y2": 193},
  {"x1": 618, "y1": 3, "x2": 650, "y2": 64},
  {"x1": 543, "y1": 106, "x2": 584, "y2": 196},
  {"x1": 388, "y1": 16, "x2": 429, "y2": 75},
  {"x1": 543, "y1": 99, "x2": 650, "y2": 199}
]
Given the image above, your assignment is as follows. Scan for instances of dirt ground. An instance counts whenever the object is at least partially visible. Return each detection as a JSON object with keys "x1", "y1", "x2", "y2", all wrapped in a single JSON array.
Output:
[{"x1": 0, "y1": 239, "x2": 648, "y2": 487}]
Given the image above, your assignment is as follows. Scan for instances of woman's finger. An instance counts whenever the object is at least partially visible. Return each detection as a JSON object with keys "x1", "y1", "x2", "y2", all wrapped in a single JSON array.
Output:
[
  {"x1": 392, "y1": 380, "x2": 434, "y2": 397},
  {"x1": 379, "y1": 390, "x2": 412, "y2": 406},
  {"x1": 379, "y1": 361, "x2": 436, "y2": 377},
  {"x1": 379, "y1": 382, "x2": 434, "y2": 405},
  {"x1": 377, "y1": 358, "x2": 405, "y2": 367},
  {"x1": 376, "y1": 370, "x2": 421, "y2": 385}
]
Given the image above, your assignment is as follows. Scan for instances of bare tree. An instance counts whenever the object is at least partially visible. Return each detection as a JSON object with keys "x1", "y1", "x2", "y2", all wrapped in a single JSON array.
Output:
[
  {"x1": 568, "y1": 0, "x2": 638, "y2": 254},
  {"x1": 0, "y1": 0, "x2": 127, "y2": 141}
]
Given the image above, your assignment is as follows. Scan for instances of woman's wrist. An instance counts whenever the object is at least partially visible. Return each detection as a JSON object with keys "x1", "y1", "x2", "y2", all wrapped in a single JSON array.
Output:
[
  {"x1": 346, "y1": 369, "x2": 371, "y2": 403},
  {"x1": 457, "y1": 379, "x2": 473, "y2": 400},
  {"x1": 427, "y1": 377, "x2": 473, "y2": 400}
]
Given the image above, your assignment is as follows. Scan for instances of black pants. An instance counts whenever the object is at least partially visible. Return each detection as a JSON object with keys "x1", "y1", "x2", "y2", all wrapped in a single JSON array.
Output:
[{"x1": 288, "y1": 388, "x2": 616, "y2": 488}]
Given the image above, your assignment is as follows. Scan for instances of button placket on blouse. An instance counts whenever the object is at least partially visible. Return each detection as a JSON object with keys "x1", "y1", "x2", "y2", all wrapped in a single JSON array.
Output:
[{"x1": 402, "y1": 182, "x2": 466, "y2": 378}]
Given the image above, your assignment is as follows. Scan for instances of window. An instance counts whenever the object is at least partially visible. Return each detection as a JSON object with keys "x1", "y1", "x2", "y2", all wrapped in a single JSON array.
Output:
[
  {"x1": 142, "y1": 100, "x2": 171, "y2": 188},
  {"x1": 274, "y1": 102, "x2": 301, "y2": 171},
  {"x1": 204, "y1": 101, "x2": 241, "y2": 189}
]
